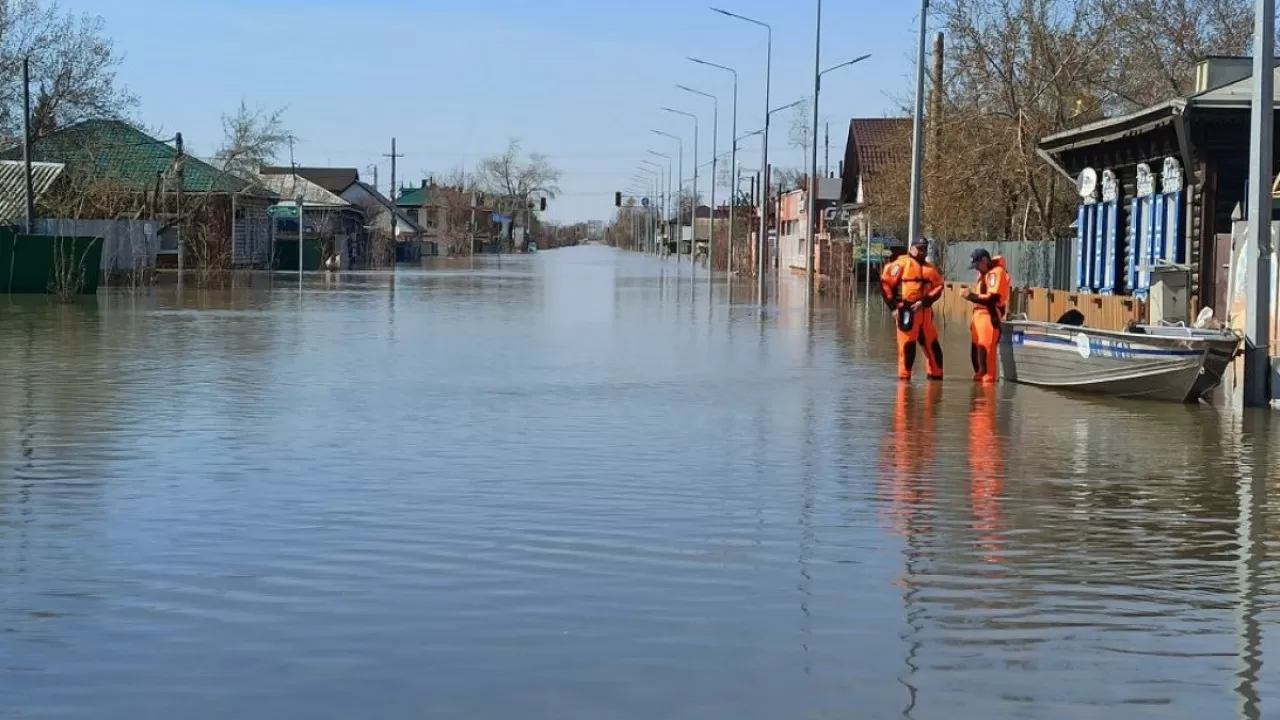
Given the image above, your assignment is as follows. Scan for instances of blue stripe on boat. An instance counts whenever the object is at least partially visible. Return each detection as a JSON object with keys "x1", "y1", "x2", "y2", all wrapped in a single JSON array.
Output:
[{"x1": 1013, "y1": 332, "x2": 1203, "y2": 357}]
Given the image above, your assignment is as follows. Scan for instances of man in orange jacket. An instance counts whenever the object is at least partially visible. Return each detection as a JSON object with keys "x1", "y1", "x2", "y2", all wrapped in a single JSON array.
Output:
[
  {"x1": 880, "y1": 238, "x2": 944, "y2": 380},
  {"x1": 964, "y1": 248, "x2": 1012, "y2": 383}
]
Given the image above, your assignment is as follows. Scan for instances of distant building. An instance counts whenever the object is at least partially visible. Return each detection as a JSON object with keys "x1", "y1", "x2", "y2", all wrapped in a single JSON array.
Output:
[
  {"x1": 839, "y1": 118, "x2": 912, "y2": 243},
  {"x1": 0, "y1": 119, "x2": 279, "y2": 268}
]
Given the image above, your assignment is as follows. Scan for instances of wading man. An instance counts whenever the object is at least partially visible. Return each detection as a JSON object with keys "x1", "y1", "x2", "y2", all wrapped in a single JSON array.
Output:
[
  {"x1": 880, "y1": 238, "x2": 944, "y2": 381},
  {"x1": 964, "y1": 248, "x2": 1011, "y2": 383}
]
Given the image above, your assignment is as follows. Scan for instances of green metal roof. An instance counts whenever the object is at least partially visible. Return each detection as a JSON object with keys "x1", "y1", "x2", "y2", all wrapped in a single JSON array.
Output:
[
  {"x1": 0, "y1": 119, "x2": 276, "y2": 198},
  {"x1": 395, "y1": 186, "x2": 425, "y2": 206}
]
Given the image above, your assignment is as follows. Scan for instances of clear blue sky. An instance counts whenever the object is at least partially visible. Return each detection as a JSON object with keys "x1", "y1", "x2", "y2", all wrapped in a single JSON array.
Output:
[{"x1": 68, "y1": 0, "x2": 923, "y2": 223}]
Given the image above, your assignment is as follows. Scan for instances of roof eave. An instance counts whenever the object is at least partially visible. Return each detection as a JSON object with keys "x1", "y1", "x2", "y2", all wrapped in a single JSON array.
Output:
[{"x1": 1039, "y1": 100, "x2": 1183, "y2": 156}]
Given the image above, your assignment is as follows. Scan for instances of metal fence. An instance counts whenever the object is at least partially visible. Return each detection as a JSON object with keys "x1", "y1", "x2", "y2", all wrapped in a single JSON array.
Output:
[
  {"x1": 938, "y1": 239, "x2": 1072, "y2": 290},
  {"x1": 35, "y1": 218, "x2": 157, "y2": 272}
]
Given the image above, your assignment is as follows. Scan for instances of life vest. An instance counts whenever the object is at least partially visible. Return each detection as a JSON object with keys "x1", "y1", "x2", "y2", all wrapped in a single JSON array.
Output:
[
  {"x1": 974, "y1": 256, "x2": 1010, "y2": 314},
  {"x1": 885, "y1": 255, "x2": 941, "y2": 305}
]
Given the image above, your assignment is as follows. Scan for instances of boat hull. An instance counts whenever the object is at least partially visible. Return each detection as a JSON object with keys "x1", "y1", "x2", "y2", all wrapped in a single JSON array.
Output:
[
  {"x1": 1133, "y1": 326, "x2": 1242, "y2": 401},
  {"x1": 999, "y1": 321, "x2": 1209, "y2": 403}
]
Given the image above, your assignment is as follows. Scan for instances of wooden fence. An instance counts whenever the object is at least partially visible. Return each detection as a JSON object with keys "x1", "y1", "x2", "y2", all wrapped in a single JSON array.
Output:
[{"x1": 935, "y1": 283, "x2": 1145, "y2": 331}]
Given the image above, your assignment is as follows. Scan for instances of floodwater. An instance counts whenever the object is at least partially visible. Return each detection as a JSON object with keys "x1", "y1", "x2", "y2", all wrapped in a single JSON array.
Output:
[{"x1": 1, "y1": 246, "x2": 1278, "y2": 719}]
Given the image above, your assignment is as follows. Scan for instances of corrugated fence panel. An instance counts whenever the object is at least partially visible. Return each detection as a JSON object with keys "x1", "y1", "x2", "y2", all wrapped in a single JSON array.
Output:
[
  {"x1": 940, "y1": 240, "x2": 1067, "y2": 289},
  {"x1": 35, "y1": 218, "x2": 157, "y2": 271}
]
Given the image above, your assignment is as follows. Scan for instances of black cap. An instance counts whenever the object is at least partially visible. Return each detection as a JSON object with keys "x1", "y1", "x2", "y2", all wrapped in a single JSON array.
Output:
[
  {"x1": 969, "y1": 248, "x2": 991, "y2": 268},
  {"x1": 910, "y1": 237, "x2": 928, "y2": 248}
]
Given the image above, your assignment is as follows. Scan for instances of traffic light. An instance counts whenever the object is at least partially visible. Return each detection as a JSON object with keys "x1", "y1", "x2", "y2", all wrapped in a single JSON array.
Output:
[
  {"x1": 615, "y1": 191, "x2": 622, "y2": 207},
  {"x1": 540, "y1": 197, "x2": 547, "y2": 211}
]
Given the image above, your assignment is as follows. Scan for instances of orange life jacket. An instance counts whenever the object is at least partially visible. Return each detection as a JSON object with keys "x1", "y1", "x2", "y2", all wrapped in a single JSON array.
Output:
[{"x1": 882, "y1": 255, "x2": 944, "y2": 306}]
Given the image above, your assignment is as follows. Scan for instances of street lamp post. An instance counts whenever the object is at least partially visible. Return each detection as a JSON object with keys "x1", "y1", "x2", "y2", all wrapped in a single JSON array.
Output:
[
  {"x1": 648, "y1": 150, "x2": 673, "y2": 256},
  {"x1": 641, "y1": 161, "x2": 664, "y2": 252},
  {"x1": 677, "y1": 85, "x2": 718, "y2": 285},
  {"x1": 908, "y1": 0, "x2": 929, "y2": 245},
  {"x1": 662, "y1": 107, "x2": 699, "y2": 274},
  {"x1": 713, "y1": 6, "x2": 771, "y2": 303},
  {"x1": 690, "y1": 57, "x2": 738, "y2": 278},
  {"x1": 652, "y1": 130, "x2": 684, "y2": 264},
  {"x1": 635, "y1": 171, "x2": 659, "y2": 251},
  {"x1": 629, "y1": 178, "x2": 651, "y2": 250},
  {"x1": 808, "y1": 50, "x2": 871, "y2": 294}
]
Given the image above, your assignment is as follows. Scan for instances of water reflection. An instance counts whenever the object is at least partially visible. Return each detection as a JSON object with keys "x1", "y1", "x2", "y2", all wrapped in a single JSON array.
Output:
[
  {"x1": 0, "y1": 249, "x2": 1277, "y2": 719},
  {"x1": 967, "y1": 385, "x2": 1004, "y2": 564}
]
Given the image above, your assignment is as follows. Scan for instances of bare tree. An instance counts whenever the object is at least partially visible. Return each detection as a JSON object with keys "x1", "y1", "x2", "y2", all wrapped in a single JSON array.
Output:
[
  {"x1": 883, "y1": 0, "x2": 1260, "y2": 248},
  {"x1": 477, "y1": 138, "x2": 561, "y2": 247},
  {"x1": 0, "y1": 0, "x2": 136, "y2": 139},
  {"x1": 771, "y1": 167, "x2": 805, "y2": 192},
  {"x1": 214, "y1": 100, "x2": 294, "y2": 178},
  {"x1": 788, "y1": 98, "x2": 813, "y2": 166}
]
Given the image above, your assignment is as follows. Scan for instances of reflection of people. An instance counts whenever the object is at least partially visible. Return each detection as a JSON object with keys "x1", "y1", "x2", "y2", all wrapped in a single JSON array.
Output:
[
  {"x1": 968, "y1": 385, "x2": 1004, "y2": 563},
  {"x1": 879, "y1": 381, "x2": 942, "y2": 540},
  {"x1": 964, "y1": 248, "x2": 1011, "y2": 383},
  {"x1": 880, "y1": 238, "x2": 945, "y2": 381}
]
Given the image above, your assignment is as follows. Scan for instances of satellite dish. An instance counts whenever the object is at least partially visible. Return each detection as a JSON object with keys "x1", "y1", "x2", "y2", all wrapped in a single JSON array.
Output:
[{"x1": 1077, "y1": 168, "x2": 1098, "y2": 200}]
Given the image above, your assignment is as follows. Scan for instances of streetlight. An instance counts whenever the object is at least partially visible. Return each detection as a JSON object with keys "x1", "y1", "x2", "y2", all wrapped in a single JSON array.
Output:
[
  {"x1": 733, "y1": 99, "x2": 802, "y2": 277},
  {"x1": 908, "y1": 0, "x2": 929, "y2": 245},
  {"x1": 689, "y1": 57, "x2": 738, "y2": 277},
  {"x1": 652, "y1": 129, "x2": 684, "y2": 264},
  {"x1": 630, "y1": 171, "x2": 657, "y2": 252},
  {"x1": 662, "y1": 107, "x2": 699, "y2": 272},
  {"x1": 641, "y1": 160, "x2": 665, "y2": 253},
  {"x1": 677, "y1": 84, "x2": 718, "y2": 281},
  {"x1": 712, "y1": 6, "x2": 771, "y2": 302},
  {"x1": 648, "y1": 150, "x2": 673, "y2": 255},
  {"x1": 807, "y1": 48, "x2": 871, "y2": 292}
]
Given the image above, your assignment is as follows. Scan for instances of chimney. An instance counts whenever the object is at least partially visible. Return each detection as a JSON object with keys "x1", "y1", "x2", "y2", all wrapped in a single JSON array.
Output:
[{"x1": 1193, "y1": 56, "x2": 1262, "y2": 93}]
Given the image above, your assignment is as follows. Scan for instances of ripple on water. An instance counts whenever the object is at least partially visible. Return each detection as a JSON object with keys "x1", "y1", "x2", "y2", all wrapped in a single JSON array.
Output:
[{"x1": 0, "y1": 254, "x2": 1277, "y2": 719}]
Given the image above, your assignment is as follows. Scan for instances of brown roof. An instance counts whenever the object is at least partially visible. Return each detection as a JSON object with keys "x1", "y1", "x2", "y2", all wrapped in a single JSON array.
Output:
[
  {"x1": 840, "y1": 118, "x2": 911, "y2": 205},
  {"x1": 260, "y1": 166, "x2": 359, "y2": 194}
]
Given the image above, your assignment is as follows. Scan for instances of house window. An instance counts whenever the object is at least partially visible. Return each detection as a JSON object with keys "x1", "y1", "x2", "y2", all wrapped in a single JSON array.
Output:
[{"x1": 425, "y1": 207, "x2": 440, "y2": 229}]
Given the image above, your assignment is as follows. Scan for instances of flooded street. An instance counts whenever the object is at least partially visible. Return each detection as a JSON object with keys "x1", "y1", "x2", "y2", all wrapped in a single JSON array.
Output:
[{"x1": 2, "y1": 246, "x2": 1277, "y2": 719}]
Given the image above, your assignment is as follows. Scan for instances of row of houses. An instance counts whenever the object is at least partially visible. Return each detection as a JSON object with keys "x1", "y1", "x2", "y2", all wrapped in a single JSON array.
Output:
[
  {"x1": 764, "y1": 55, "x2": 1280, "y2": 330},
  {"x1": 0, "y1": 118, "x2": 522, "y2": 275},
  {"x1": 649, "y1": 117, "x2": 907, "y2": 273}
]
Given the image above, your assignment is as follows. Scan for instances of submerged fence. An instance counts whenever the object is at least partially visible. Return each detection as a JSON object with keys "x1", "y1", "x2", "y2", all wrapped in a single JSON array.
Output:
[{"x1": 36, "y1": 218, "x2": 156, "y2": 273}]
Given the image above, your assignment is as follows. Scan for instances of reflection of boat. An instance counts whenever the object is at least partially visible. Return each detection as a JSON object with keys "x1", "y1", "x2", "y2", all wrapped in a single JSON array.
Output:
[{"x1": 999, "y1": 318, "x2": 1220, "y2": 403}]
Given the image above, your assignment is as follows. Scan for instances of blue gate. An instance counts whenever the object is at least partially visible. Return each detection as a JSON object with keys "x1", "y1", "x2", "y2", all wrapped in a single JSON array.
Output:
[
  {"x1": 1129, "y1": 158, "x2": 1185, "y2": 298},
  {"x1": 1075, "y1": 168, "x2": 1121, "y2": 294}
]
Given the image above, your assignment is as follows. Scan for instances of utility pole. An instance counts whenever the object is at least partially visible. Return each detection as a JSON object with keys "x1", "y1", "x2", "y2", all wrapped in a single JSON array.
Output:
[
  {"x1": 824, "y1": 122, "x2": 830, "y2": 178},
  {"x1": 21, "y1": 56, "x2": 34, "y2": 234},
  {"x1": 907, "y1": 0, "x2": 930, "y2": 245},
  {"x1": 930, "y1": 32, "x2": 944, "y2": 171},
  {"x1": 1244, "y1": 0, "x2": 1274, "y2": 406},
  {"x1": 384, "y1": 138, "x2": 403, "y2": 262},
  {"x1": 806, "y1": 0, "x2": 822, "y2": 296},
  {"x1": 470, "y1": 191, "x2": 478, "y2": 256},
  {"x1": 175, "y1": 133, "x2": 185, "y2": 282}
]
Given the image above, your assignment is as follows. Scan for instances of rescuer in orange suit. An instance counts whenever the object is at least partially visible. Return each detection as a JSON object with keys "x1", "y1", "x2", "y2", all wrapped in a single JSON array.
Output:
[
  {"x1": 964, "y1": 248, "x2": 1012, "y2": 383},
  {"x1": 880, "y1": 238, "x2": 944, "y2": 381}
]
